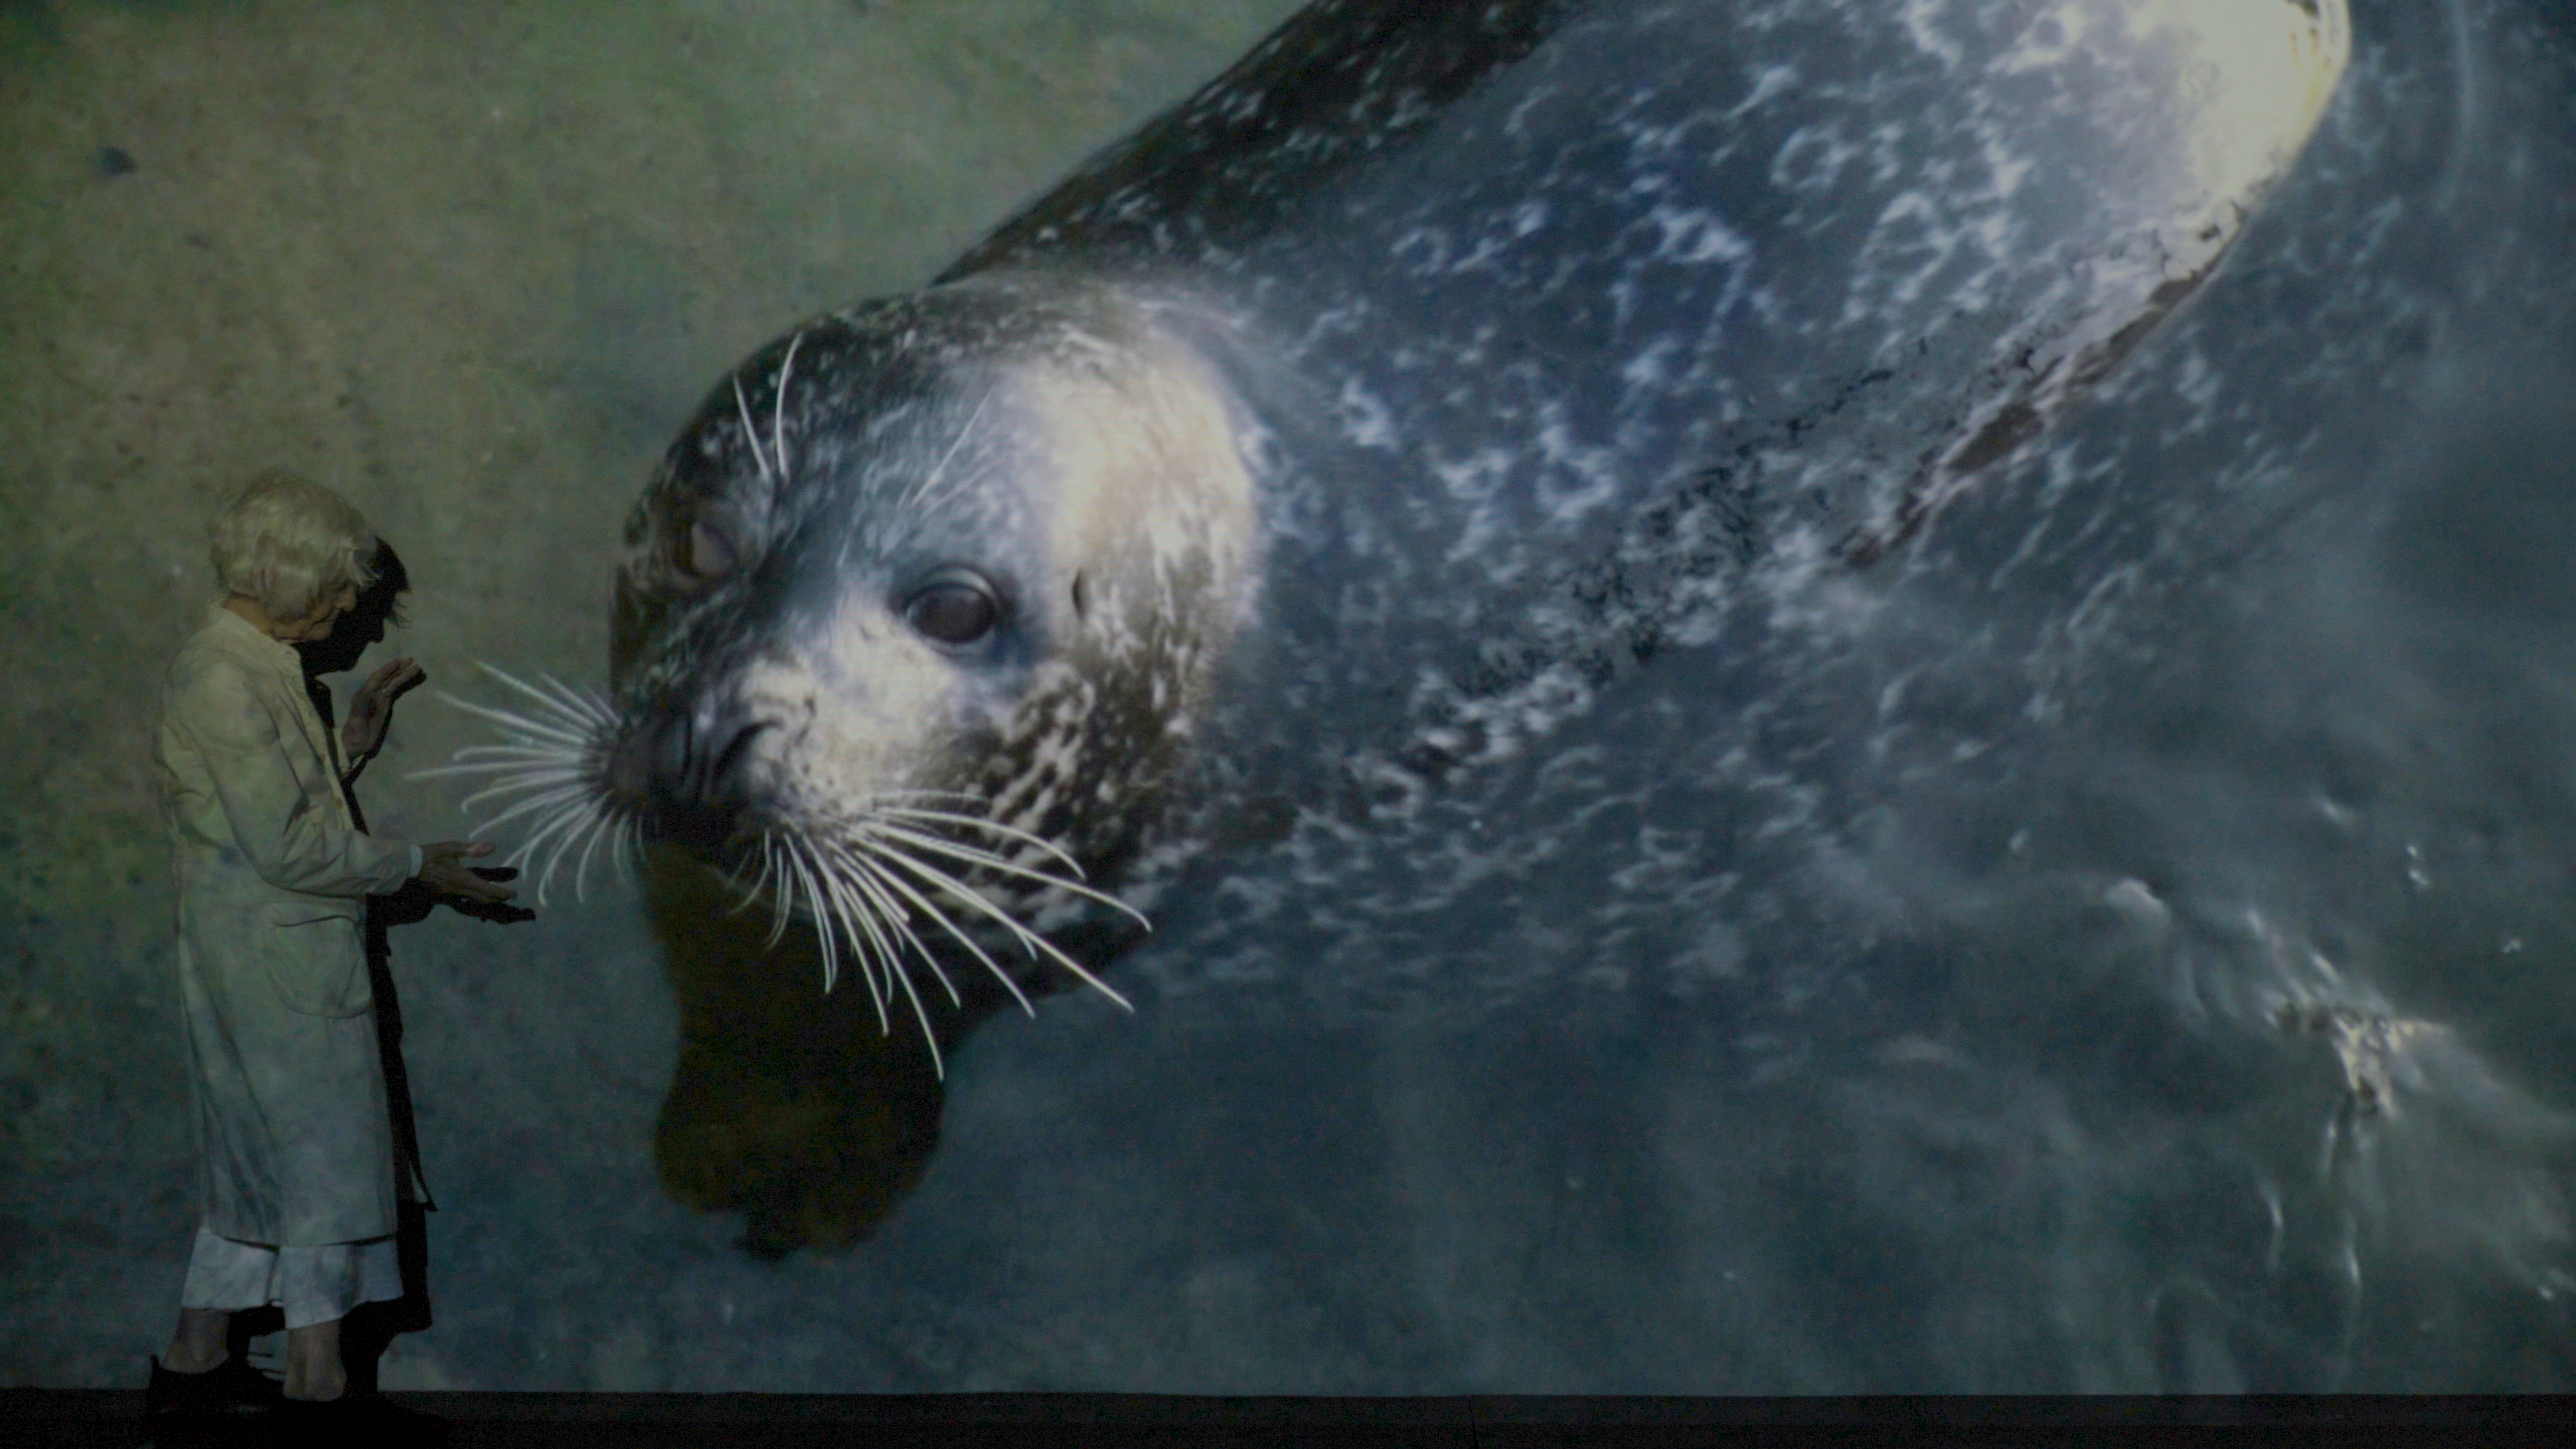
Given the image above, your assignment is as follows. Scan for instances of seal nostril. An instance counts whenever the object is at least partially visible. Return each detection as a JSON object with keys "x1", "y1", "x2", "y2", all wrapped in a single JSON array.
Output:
[
  {"x1": 649, "y1": 711, "x2": 696, "y2": 795},
  {"x1": 707, "y1": 721, "x2": 771, "y2": 805},
  {"x1": 625, "y1": 699, "x2": 763, "y2": 849}
]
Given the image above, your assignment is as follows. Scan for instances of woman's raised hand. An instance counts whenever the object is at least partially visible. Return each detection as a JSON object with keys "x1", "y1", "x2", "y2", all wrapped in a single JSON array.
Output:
[{"x1": 342, "y1": 657, "x2": 425, "y2": 761}]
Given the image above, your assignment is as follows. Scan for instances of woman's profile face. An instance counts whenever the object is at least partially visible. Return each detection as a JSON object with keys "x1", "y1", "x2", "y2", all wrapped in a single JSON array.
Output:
[{"x1": 278, "y1": 583, "x2": 360, "y2": 643}]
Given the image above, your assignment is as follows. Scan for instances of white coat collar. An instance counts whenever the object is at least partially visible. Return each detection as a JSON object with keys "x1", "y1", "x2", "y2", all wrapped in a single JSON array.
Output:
[{"x1": 207, "y1": 602, "x2": 300, "y2": 670}]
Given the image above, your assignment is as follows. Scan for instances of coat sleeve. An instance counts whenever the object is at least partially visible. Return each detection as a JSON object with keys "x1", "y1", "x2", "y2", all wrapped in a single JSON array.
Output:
[{"x1": 174, "y1": 652, "x2": 419, "y2": 899}]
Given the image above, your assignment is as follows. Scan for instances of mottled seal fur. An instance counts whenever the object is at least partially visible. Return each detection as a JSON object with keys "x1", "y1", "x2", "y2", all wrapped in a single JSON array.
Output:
[
  {"x1": 443, "y1": 0, "x2": 2357, "y2": 1239},
  {"x1": 468, "y1": 0, "x2": 2359, "y2": 1043},
  {"x1": 413, "y1": 0, "x2": 2576, "y2": 1383}
]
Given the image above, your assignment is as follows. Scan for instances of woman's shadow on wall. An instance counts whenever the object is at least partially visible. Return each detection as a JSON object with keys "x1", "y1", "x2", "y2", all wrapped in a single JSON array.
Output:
[{"x1": 218, "y1": 543, "x2": 534, "y2": 1390}]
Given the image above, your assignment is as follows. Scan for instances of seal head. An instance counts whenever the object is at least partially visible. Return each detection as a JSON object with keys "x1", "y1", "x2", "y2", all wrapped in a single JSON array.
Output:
[{"x1": 603, "y1": 272, "x2": 1258, "y2": 1051}]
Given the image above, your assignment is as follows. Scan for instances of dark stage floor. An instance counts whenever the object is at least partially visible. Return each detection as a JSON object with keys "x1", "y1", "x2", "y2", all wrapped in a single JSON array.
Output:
[{"x1": 4, "y1": 1391, "x2": 2571, "y2": 1449}]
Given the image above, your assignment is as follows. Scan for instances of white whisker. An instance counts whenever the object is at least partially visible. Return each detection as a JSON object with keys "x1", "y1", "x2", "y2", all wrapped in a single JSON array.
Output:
[
  {"x1": 869, "y1": 848, "x2": 1134, "y2": 1012},
  {"x1": 799, "y1": 836, "x2": 897, "y2": 1036},
  {"x1": 762, "y1": 838, "x2": 796, "y2": 949},
  {"x1": 571, "y1": 809, "x2": 614, "y2": 902},
  {"x1": 818, "y1": 838, "x2": 963, "y2": 1012},
  {"x1": 486, "y1": 800, "x2": 563, "y2": 865},
  {"x1": 501, "y1": 822, "x2": 575, "y2": 904},
  {"x1": 782, "y1": 837, "x2": 833, "y2": 986},
  {"x1": 463, "y1": 782, "x2": 594, "y2": 832},
  {"x1": 721, "y1": 840, "x2": 775, "y2": 918},
  {"x1": 804, "y1": 834, "x2": 896, "y2": 1025},
  {"x1": 537, "y1": 808, "x2": 596, "y2": 905},
  {"x1": 419, "y1": 763, "x2": 586, "y2": 782},
  {"x1": 431, "y1": 694, "x2": 594, "y2": 749},
  {"x1": 449, "y1": 765, "x2": 586, "y2": 798},
  {"x1": 444, "y1": 753, "x2": 586, "y2": 774},
  {"x1": 470, "y1": 663, "x2": 618, "y2": 732},
  {"x1": 863, "y1": 820, "x2": 1151, "y2": 930},
  {"x1": 783, "y1": 835, "x2": 835, "y2": 979},
  {"x1": 524, "y1": 676, "x2": 615, "y2": 731},
  {"x1": 814, "y1": 839, "x2": 949, "y2": 1076},
  {"x1": 873, "y1": 806, "x2": 1090, "y2": 875},
  {"x1": 715, "y1": 836, "x2": 767, "y2": 894},
  {"x1": 884, "y1": 934, "x2": 945, "y2": 1079},
  {"x1": 844, "y1": 876, "x2": 912, "y2": 1030},
  {"x1": 523, "y1": 802, "x2": 601, "y2": 906},
  {"x1": 451, "y1": 775, "x2": 590, "y2": 812},
  {"x1": 424, "y1": 742, "x2": 588, "y2": 763},
  {"x1": 816, "y1": 841, "x2": 950, "y2": 1077},
  {"x1": 733, "y1": 372, "x2": 775, "y2": 484},
  {"x1": 485, "y1": 803, "x2": 588, "y2": 865},
  {"x1": 876, "y1": 888, "x2": 948, "y2": 1009},
  {"x1": 527, "y1": 692, "x2": 609, "y2": 740},
  {"x1": 782, "y1": 835, "x2": 846, "y2": 996},
  {"x1": 868, "y1": 788, "x2": 986, "y2": 805},
  {"x1": 773, "y1": 329, "x2": 805, "y2": 478},
  {"x1": 899, "y1": 386, "x2": 992, "y2": 515},
  {"x1": 421, "y1": 665, "x2": 636, "y2": 910},
  {"x1": 848, "y1": 841, "x2": 1035, "y2": 1019}
]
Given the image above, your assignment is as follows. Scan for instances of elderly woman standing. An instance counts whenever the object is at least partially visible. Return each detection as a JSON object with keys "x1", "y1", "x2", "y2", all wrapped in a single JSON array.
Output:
[{"x1": 144, "y1": 472, "x2": 513, "y2": 1436}]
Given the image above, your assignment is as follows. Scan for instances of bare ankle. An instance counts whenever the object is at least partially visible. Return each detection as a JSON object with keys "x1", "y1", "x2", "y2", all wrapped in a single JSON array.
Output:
[
  {"x1": 281, "y1": 1316, "x2": 346, "y2": 1400},
  {"x1": 160, "y1": 1346, "x2": 225, "y2": 1374},
  {"x1": 165, "y1": 1306, "x2": 232, "y2": 1374}
]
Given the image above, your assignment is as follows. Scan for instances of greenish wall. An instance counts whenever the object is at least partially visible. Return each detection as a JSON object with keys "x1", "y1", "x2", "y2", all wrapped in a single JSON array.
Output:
[{"x1": 0, "y1": 0, "x2": 1297, "y2": 1386}]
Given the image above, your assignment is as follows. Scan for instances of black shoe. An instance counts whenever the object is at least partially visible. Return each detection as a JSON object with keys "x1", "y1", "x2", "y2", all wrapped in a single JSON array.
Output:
[
  {"x1": 271, "y1": 1389, "x2": 450, "y2": 1446},
  {"x1": 144, "y1": 1353, "x2": 284, "y2": 1420}
]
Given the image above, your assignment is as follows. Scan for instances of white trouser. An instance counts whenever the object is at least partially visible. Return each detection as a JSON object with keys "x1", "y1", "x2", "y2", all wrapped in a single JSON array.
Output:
[{"x1": 178, "y1": 1224, "x2": 402, "y2": 1330}]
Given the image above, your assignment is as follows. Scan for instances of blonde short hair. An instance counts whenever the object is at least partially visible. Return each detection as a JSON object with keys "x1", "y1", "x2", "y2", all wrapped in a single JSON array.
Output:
[{"x1": 209, "y1": 470, "x2": 382, "y2": 622}]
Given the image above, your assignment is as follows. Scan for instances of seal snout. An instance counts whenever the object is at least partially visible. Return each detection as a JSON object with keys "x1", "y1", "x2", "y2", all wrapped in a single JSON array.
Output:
[{"x1": 609, "y1": 691, "x2": 774, "y2": 851}]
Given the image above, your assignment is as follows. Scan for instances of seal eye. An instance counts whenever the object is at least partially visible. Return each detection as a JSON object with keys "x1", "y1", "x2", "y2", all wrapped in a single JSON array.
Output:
[
  {"x1": 676, "y1": 517, "x2": 737, "y2": 582},
  {"x1": 904, "y1": 578, "x2": 1002, "y2": 645}
]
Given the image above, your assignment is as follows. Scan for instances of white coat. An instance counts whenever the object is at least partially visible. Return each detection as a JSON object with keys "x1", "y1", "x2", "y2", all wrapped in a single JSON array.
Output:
[{"x1": 154, "y1": 604, "x2": 420, "y2": 1246}]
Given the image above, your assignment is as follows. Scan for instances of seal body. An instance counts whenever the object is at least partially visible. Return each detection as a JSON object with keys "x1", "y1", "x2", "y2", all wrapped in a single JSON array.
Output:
[
  {"x1": 449, "y1": 0, "x2": 2576, "y2": 1387},
  {"x1": 596, "y1": 0, "x2": 2349, "y2": 1032}
]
